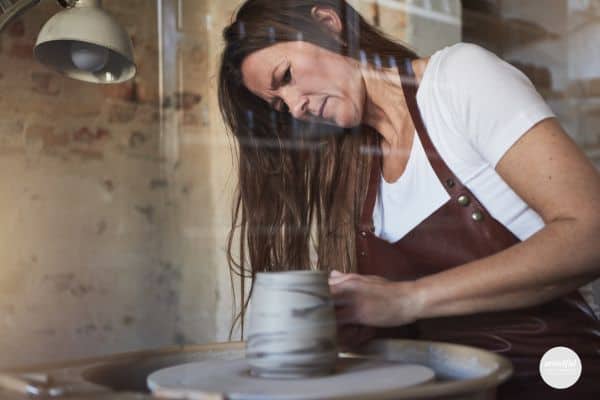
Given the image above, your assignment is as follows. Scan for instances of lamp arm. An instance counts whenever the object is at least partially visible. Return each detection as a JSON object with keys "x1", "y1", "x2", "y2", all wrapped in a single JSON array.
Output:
[
  {"x1": 0, "y1": 0, "x2": 76, "y2": 33},
  {"x1": 0, "y1": 0, "x2": 41, "y2": 33}
]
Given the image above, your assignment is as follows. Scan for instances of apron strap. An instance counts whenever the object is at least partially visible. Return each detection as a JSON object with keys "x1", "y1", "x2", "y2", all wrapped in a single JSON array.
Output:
[{"x1": 399, "y1": 58, "x2": 463, "y2": 197}]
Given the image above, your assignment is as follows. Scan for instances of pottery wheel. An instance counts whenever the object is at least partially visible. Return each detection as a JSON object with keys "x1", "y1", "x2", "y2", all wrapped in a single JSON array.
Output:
[{"x1": 147, "y1": 356, "x2": 435, "y2": 400}]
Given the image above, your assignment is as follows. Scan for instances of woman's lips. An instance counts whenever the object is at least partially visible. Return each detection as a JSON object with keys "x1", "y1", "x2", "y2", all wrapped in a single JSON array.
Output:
[{"x1": 319, "y1": 97, "x2": 328, "y2": 119}]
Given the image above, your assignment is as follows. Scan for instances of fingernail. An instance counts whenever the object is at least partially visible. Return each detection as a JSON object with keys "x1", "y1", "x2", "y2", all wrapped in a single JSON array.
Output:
[{"x1": 330, "y1": 270, "x2": 342, "y2": 276}]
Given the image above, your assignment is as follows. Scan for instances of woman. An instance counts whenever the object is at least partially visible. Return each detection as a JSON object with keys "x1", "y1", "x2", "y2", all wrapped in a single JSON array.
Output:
[{"x1": 218, "y1": 0, "x2": 600, "y2": 398}]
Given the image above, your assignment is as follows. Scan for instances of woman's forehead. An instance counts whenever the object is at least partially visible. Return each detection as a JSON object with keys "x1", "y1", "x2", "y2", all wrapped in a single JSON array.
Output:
[
  {"x1": 241, "y1": 44, "x2": 289, "y2": 96},
  {"x1": 241, "y1": 41, "x2": 315, "y2": 95}
]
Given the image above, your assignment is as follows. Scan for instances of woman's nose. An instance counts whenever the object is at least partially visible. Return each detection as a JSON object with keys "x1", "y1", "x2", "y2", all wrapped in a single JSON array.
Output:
[
  {"x1": 290, "y1": 99, "x2": 308, "y2": 119},
  {"x1": 282, "y1": 90, "x2": 308, "y2": 119}
]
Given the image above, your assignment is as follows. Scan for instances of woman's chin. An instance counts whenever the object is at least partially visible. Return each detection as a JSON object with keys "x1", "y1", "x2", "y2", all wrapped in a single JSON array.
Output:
[
  {"x1": 316, "y1": 111, "x2": 361, "y2": 129},
  {"x1": 334, "y1": 114, "x2": 362, "y2": 129},
  {"x1": 321, "y1": 118, "x2": 341, "y2": 127}
]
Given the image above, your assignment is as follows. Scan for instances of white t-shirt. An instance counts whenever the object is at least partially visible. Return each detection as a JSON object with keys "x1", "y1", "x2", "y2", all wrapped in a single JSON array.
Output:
[
  {"x1": 373, "y1": 43, "x2": 554, "y2": 243},
  {"x1": 371, "y1": 43, "x2": 600, "y2": 316}
]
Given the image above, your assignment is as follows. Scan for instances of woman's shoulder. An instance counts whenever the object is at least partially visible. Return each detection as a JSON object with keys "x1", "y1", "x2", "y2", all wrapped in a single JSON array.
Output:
[
  {"x1": 429, "y1": 42, "x2": 503, "y2": 79},
  {"x1": 423, "y1": 42, "x2": 555, "y2": 168},
  {"x1": 437, "y1": 42, "x2": 492, "y2": 58},
  {"x1": 411, "y1": 43, "x2": 491, "y2": 96}
]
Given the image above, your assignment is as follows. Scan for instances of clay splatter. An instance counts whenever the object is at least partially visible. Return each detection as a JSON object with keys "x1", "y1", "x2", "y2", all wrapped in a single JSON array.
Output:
[
  {"x1": 96, "y1": 220, "x2": 107, "y2": 235},
  {"x1": 135, "y1": 205, "x2": 154, "y2": 223},
  {"x1": 150, "y1": 179, "x2": 168, "y2": 189},
  {"x1": 128, "y1": 131, "x2": 147, "y2": 148}
]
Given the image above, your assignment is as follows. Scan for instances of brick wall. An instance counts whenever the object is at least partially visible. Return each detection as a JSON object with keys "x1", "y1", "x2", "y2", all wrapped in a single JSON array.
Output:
[{"x1": 0, "y1": 0, "x2": 229, "y2": 367}]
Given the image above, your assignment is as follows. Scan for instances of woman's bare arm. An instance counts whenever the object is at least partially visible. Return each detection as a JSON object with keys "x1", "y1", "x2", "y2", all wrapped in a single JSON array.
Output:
[{"x1": 413, "y1": 117, "x2": 600, "y2": 319}]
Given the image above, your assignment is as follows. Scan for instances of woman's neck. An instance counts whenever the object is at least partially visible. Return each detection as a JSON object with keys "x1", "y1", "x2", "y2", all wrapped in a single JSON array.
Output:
[
  {"x1": 361, "y1": 58, "x2": 428, "y2": 149},
  {"x1": 360, "y1": 63, "x2": 412, "y2": 151}
]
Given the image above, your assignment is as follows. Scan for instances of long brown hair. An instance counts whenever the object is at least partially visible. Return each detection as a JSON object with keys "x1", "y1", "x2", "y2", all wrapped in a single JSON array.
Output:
[{"x1": 217, "y1": 0, "x2": 417, "y2": 337}]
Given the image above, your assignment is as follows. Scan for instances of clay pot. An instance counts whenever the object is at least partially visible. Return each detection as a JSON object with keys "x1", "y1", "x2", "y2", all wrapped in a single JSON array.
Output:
[{"x1": 246, "y1": 270, "x2": 337, "y2": 378}]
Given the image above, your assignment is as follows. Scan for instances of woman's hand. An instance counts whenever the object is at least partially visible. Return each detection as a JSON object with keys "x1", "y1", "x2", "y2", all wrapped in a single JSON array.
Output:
[{"x1": 328, "y1": 270, "x2": 423, "y2": 327}]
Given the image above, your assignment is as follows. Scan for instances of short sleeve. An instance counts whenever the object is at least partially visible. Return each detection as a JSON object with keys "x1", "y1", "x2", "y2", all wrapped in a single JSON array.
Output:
[{"x1": 437, "y1": 43, "x2": 555, "y2": 167}]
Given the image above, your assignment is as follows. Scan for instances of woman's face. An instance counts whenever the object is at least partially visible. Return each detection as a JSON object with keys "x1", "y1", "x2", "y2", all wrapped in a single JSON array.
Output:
[{"x1": 241, "y1": 41, "x2": 366, "y2": 128}]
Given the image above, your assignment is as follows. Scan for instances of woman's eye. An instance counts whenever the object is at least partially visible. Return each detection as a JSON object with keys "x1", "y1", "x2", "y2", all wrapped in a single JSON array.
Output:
[{"x1": 282, "y1": 66, "x2": 291, "y2": 84}]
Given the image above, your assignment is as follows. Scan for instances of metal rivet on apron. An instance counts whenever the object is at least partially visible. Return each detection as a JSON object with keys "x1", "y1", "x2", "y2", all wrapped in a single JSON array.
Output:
[
  {"x1": 457, "y1": 195, "x2": 470, "y2": 207},
  {"x1": 360, "y1": 251, "x2": 367, "y2": 257},
  {"x1": 446, "y1": 178, "x2": 455, "y2": 188},
  {"x1": 360, "y1": 231, "x2": 368, "y2": 237},
  {"x1": 471, "y1": 210, "x2": 484, "y2": 222}
]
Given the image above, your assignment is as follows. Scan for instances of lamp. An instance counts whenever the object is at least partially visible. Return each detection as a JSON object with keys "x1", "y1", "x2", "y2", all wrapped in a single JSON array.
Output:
[{"x1": 0, "y1": 0, "x2": 135, "y2": 84}]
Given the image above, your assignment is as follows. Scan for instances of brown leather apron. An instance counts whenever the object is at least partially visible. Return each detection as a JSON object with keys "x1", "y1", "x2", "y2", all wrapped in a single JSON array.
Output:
[{"x1": 355, "y1": 59, "x2": 600, "y2": 398}]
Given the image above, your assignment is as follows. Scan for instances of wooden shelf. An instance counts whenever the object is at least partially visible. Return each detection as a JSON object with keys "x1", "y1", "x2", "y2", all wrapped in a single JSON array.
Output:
[
  {"x1": 538, "y1": 88, "x2": 565, "y2": 100},
  {"x1": 462, "y1": 9, "x2": 560, "y2": 53},
  {"x1": 567, "y1": 79, "x2": 600, "y2": 99}
]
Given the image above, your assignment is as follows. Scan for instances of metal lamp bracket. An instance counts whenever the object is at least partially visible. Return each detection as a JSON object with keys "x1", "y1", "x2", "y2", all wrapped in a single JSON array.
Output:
[
  {"x1": 0, "y1": 0, "x2": 80, "y2": 34},
  {"x1": 57, "y1": 0, "x2": 77, "y2": 8}
]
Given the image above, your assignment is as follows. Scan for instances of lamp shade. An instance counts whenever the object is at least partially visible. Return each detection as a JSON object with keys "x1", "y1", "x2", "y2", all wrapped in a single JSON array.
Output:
[{"x1": 34, "y1": 0, "x2": 135, "y2": 84}]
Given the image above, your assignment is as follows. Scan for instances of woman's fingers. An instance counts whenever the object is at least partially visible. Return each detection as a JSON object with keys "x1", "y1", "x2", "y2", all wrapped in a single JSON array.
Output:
[
  {"x1": 328, "y1": 270, "x2": 360, "y2": 286},
  {"x1": 329, "y1": 280, "x2": 359, "y2": 298},
  {"x1": 330, "y1": 287, "x2": 357, "y2": 323},
  {"x1": 329, "y1": 270, "x2": 387, "y2": 285},
  {"x1": 329, "y1": 272, "x2": 372, "y2": 325}
]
